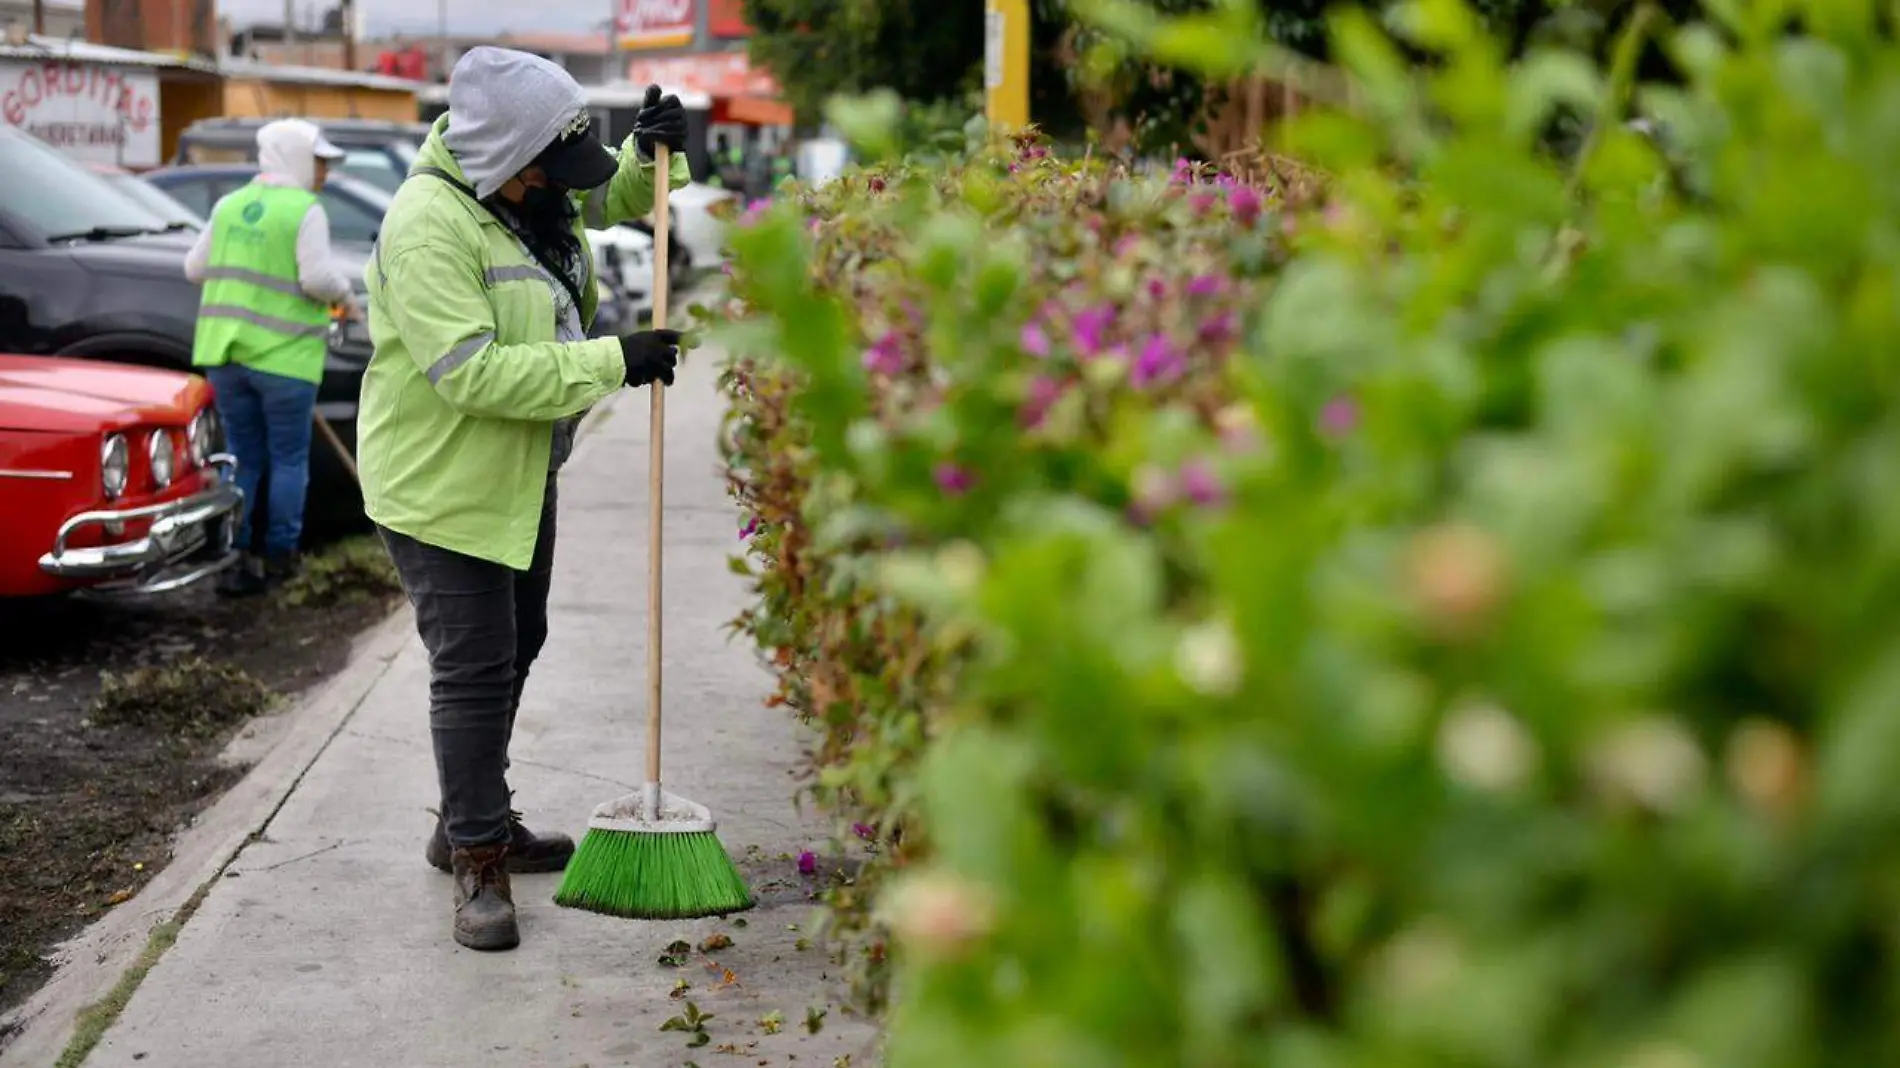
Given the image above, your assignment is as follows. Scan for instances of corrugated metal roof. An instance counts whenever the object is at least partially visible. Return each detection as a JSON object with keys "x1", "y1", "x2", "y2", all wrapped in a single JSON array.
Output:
[
  {"x1": 218, "y1": 57, "x2": 424, "y2": 92},
  {"x1": 0, "y1": 33, "x2": 218, "y2": 72},
  {"x1": 417, "y1": 80, "x2": 713, "y2": 110}
]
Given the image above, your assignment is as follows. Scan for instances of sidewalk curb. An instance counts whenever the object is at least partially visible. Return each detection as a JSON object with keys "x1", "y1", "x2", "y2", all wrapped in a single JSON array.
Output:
[{"x1": 0, "y1": 610, "x2": 415, "y2": 1068}]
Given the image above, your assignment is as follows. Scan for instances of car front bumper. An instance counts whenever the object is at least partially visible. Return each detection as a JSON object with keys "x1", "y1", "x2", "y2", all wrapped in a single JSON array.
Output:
[{"x1": 38, "y1": 456, "x2": 244, "y2": 594}]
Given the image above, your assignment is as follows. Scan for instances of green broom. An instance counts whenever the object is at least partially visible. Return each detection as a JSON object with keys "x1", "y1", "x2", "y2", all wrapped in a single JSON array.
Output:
[{"x1": 554, "y1": 143, "x2": 753, "y2": 920}]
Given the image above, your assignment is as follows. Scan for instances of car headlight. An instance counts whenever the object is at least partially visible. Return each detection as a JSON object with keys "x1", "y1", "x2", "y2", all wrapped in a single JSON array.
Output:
[
  {"x1": 149, "y1": 429, "x2": 175, "y2": 489},
  {"x1": 101, "y1": 433, "x2": 128, "y2": 499},
  {"x1": 187, "y1": 408, "x2": 217, "y2": 466}
]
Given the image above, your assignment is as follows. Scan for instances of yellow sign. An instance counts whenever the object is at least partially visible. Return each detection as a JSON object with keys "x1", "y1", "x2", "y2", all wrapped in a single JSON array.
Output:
[{"x1": 984, "y1": 0, "x2": 1029, "y2": 129}]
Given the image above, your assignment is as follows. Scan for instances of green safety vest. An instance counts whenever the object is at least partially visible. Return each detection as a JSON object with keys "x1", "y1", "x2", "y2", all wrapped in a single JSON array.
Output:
[{"x1": 192, "y1": 183, "x2": 331, "y2": 384}]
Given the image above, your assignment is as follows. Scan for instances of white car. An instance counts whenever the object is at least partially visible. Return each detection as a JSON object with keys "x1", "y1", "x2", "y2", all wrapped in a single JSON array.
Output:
[
  {"x1": 588, "y1": 225, "x2": 654, "y2": 321},
  {"x1": 620, "y1": 182, "x2": 736, "y2": 291},
  {"x1": 666, "y1": 182, "x2": 737, "y2": 271}
]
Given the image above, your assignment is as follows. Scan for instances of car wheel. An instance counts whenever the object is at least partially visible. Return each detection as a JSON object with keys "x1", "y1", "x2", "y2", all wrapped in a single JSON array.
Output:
[{"x1": 668, "y1": 239, "x2": 692, "y2": 291}]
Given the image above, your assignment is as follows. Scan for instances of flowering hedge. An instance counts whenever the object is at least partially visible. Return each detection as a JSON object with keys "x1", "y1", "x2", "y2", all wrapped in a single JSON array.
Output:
[
  {"x1": 719, "y1": 1, "x2": 1900, "y2": 1064},
  {"x1": 716, "y1": 136, "x2": 1315, "y2": 1001}
]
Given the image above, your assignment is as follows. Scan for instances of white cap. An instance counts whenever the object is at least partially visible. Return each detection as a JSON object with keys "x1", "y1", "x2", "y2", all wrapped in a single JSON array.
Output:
[{"x1": 312, "y1": 131, "x2": 346, "y2": 160}]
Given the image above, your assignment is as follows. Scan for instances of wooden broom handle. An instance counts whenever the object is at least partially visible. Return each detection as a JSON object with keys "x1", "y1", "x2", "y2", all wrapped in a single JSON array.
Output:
[{"x1": 647, "y1": 143, "x2": 671, "y2": 787}]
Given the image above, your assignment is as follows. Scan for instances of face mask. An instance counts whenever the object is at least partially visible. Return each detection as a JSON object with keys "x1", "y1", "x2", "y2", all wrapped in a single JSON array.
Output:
[{"x1": 521, "y1": 183, "x2": 571, "y2": 217}]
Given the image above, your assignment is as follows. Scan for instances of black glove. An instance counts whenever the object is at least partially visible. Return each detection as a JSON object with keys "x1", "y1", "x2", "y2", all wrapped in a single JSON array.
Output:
[
  {"x1": 632, "y1": 84, "x2": 688, "y2": 159},
  {"x1": 620, "y1": 329, "x2": 680, "y2": 388}
]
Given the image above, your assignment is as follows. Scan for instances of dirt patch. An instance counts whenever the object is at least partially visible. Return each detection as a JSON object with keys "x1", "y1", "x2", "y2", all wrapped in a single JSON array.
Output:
[{"x1": 0, "y1": 538, "x2": 399, "y2": 1026}]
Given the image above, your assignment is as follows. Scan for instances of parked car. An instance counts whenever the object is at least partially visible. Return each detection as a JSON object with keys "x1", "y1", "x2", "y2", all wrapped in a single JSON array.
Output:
[
  {"x1": 0, "y1": 126, "x2": 371, "y2": 534},
  {"x1": 626, "y1": 182, "x2": 735, "y2": 288},
  {"x1": 142, "y1": 164, "x2": 391, "y2": 249},
  {"x1": 150, "y1": 162, "x2": 652, "y2": 330},
  {"x1": 173, "y1": 117, "x2": 429, "y2": 196},
  {"x1": 0, "y1": 353, "x2": 241, "y2": 597},
  {"x1": 87, "y1": 165, "x2": 206, "y2": 232}
]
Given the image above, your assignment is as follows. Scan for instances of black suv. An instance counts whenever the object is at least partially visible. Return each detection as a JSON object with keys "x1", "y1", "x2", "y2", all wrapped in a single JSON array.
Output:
[
  {"x1": 174, "y1": 117, "x2": 428, "y2": 195},
  {"x1": 0, "y1": 126, "x2": 371, "y2": 532}
]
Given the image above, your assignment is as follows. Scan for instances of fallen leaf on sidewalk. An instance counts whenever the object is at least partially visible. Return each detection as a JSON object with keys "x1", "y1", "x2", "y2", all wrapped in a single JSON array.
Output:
[
  {"x1": 759, "y1": 1010, "x2": 785, "y2": 1035},
  {"x1": 659, "y1": 939, "x2": 693, "y2": 967},
  {"x1": 106, "y1": 888, "x2": 133, "y2": 906},
  {"x1": 700, "y1": 933, "x2": 734, "y2": 952},
  {"x1": 671, "y1": 979, "x2": 692, "y2": 999}
]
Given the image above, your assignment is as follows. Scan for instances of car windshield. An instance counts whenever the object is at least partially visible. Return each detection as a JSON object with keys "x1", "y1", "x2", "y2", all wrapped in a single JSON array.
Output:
[
  {"x1": 321, "y1": 178, "x2": 392, "y2": 246},
  {"x1": 102, "y1": 173, "x2": 204, "y2": 230},
  {"x1": 0, "y1": 130, "x2": 174, "y2": 241},
  {"x1": 339, "y1": 149, "x2": 406, "y2": 194}
]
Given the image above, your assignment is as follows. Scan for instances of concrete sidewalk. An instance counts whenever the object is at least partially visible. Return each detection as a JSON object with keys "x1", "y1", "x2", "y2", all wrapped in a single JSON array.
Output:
[{"x1": 36, "y1": 349, "x2": 876, "y2": 1067}]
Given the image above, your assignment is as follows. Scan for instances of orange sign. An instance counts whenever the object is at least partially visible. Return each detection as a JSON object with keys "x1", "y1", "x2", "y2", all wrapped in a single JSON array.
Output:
[{"x1": 617, "y1": 0, "x2": 696, "y2": 50}]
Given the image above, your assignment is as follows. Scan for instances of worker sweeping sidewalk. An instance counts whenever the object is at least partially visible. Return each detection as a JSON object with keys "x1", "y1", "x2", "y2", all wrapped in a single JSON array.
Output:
[
  {"x1": 356, "y1": 46, "x2": 690, "y2": 951},
  {"x1": 184, "y1": 118, "x2": 358, "y2": 597}
]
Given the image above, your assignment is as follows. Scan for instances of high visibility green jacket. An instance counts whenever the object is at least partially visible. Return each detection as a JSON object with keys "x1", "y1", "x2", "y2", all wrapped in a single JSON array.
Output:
[
  {"x1": 358, "y1": 115, "x2": 690, "y2": 570},
  {"x1": 192, "y1": 184, "x2": 332, "y2": 383}
]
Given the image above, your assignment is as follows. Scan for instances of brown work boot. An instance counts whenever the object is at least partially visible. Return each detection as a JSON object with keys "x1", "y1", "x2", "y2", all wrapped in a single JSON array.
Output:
[
  {"x1": 451, "y1": 844, "x2": 520, "y2": 952},
  {"x1": 426, "y1": 809, "x2": 575, "y2": 874}
]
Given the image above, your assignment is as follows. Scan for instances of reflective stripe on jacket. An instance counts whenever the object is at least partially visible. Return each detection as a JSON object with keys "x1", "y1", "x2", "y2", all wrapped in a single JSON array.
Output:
[
  {"x1": 357, "y1": 114, "x2": 690, "y2": 570},
  {"x1": 192, "y1": 184, "x2": 330, "y2": 383}
]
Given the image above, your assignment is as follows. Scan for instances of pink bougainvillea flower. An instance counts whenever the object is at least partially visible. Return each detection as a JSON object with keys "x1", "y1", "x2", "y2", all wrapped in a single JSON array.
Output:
[
  {"x1": 1020, "y1": 321, "x2": 1051, "y2": 358},
  {"x1": 852, "y1": 822, "x2": 875, "y2": 840},
  {"x1": 1199, "y1": 310, "x2": 1238, "y2": 346},
  {"x1": 808, "y1": 216, "x2": 823, "y2": 234},
  {"x1": 1179, "y1": 459, "x2": 1226, "y2": 507},
  {"x1": 1020, "y1": 374, "x2": 1065, "y2": 429},
  {"x1": 1186, "y1": 274, "x2": 1224, "y2": 298},
  {"x1": 739, "y1": 515, "x2": 760, "y2": 540},
  {"x1": 1131, "y1": 334, "x2": 1185, "y2": 388},
  {"x1": 1215, "y1": 173, "x2": 1241, "y2": 191},
  {"x1": 1320, "y1": 395, "x2": 1360, "y2": 438},
  {"x1": 1072, "y1": 305, "x2": 1115, "y2": 357},
  {"x1": 868, "y1": 175, "x2": 887, "y2": 193},
  {"x1": 1146, "y1": 278, "x2": 1169, "y2": 301},
  {"x1": 1114, "y1": 235, "x2": 1141, "y2": 258},
  {"x1": 739, "y1": 198, "x2": 772, "y2": 226},
  {"x1": 1190, "y1": 190, "x2": 1220, "y2": 215},
  {"x1": 1172, "y1": 157, "x2": 1195, "y2": 184},
  {"x1": 934, "y1": 463, "x2": 974, "y2": 495},
  {"x1": 862, "y1": 331, "x2": 905, "y2": 375},
  {"x1": 1229, "y1": 185, "x2": 1265, "y2": 226},
  {"x1": 797, "y1": 851, "x2": 817, "y2": 875}
]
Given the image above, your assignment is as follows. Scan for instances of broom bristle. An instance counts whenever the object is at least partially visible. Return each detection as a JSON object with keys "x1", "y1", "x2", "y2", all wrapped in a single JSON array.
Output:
[{"x1": 553, "y1": 827, "x2": 754, "y2": 919}]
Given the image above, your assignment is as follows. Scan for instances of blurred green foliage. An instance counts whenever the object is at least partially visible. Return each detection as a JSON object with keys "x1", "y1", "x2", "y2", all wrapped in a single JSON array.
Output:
[{"x1": 719, "y1": 0, "x2": 1900, "y2": 1064}]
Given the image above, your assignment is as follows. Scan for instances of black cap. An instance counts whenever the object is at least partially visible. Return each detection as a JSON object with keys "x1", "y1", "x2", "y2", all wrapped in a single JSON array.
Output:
[{"x1": 532, "y1": 112, "x2": 617, "y2": 190}]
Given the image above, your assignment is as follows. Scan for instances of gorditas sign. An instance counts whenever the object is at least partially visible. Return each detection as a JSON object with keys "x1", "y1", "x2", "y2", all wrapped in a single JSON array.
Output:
[
  {"x1": 0, "y1": 60, "x2": 160, "y2": 168},
  {"x1": 617, "y1": 0, "x2": 696, "y2": 50}
]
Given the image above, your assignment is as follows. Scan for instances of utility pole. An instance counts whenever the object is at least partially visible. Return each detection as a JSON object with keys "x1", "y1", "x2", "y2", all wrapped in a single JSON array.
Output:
[
  {"x1": 437, "y1": 0, "x2": 448, "y2": 82},
  {"x1": 282, "y1": 0, "x2": 296, "y2": 59},
  {"x1": 339, "y1": 0, "x2": 356, "y2": 69},
  {"x1": 983, "y1": 0, "x2": 1029, "y2": 129},
  {"x1": 30, "y1": 0, "x2": 42, "y2": 35}
]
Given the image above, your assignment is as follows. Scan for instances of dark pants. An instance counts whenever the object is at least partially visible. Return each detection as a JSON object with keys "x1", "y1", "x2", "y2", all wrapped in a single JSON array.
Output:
[
  {"x1": 206, "y1": 364, "x2": 318, "y2": 558},
  {"x1": 378, "y1": 480, "x2": 557, "y2": 849}
]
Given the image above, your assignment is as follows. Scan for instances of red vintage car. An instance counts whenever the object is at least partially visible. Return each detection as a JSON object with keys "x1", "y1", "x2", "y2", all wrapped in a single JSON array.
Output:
[{"x1": 0, "y1": 354, "x2": 242, "y2": 597}]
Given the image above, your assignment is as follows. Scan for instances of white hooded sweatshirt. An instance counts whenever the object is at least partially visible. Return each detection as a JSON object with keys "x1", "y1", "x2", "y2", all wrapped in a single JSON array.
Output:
[{"x1": 184, "y1": 118, "x2": 355, "y2": 307}]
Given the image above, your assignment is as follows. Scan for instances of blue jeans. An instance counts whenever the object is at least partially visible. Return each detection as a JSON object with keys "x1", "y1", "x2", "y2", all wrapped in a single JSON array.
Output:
[{"x1": 205, "y1": 364, "x2": 319, "y2": 558}]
